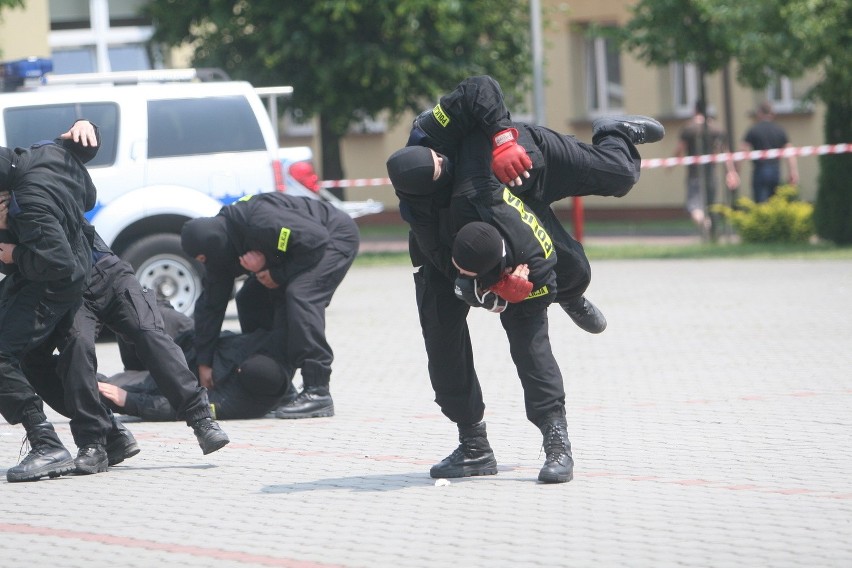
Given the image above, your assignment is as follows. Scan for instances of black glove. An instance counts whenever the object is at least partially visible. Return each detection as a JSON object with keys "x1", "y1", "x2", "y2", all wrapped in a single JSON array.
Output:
[
  {"x1": 454, "y1": 276, "x2": 481, "y2": 307},
  {"x1": 477, "y1": 289, "x2": 508, "y2": 313},
  {"x1": 454, "y1": 277, "x2": 507, "y2": 313}
]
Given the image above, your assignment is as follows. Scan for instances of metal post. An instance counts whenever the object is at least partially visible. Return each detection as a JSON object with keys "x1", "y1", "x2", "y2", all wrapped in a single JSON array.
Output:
[
  {"x1": 530, "y1": 0, "x2": 546, "y2": 126},
  {"x1": 90, "y1": 0, "x2": 111, "y2": 73}
]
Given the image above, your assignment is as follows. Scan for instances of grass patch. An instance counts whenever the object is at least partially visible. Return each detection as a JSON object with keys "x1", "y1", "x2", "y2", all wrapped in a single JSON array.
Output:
[
  {"x1": 584, "y1": 241, "x2": 852, "y2": 260},
  {"x1": 355, "y1": 241, "x2": 852, "y2": 266}
]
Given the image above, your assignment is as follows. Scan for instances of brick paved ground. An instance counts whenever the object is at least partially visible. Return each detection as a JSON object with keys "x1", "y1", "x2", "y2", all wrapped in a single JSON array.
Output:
[{"x1": 2, "y1": 258, "x2": 851, "y2": 567}]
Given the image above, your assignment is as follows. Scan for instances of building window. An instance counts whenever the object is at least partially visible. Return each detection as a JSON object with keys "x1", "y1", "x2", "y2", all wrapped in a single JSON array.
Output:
[
  {"x1": 672, "y1": 62, "x2": 699, "y2": 117},
  {"x1": 585, "y1": 34, "x2": 623, "y2": 116},
  {"x1": 766, "y1": 75, "x2": 799, "y2": 113},
  {"x1": 48, "y1": 0, "x2": 154, "y2": 74}
]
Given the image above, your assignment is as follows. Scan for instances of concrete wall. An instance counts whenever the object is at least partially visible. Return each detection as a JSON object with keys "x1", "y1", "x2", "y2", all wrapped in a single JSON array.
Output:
[{"x1": 0, "y1": 0, "x2": 50, "y2": 60}]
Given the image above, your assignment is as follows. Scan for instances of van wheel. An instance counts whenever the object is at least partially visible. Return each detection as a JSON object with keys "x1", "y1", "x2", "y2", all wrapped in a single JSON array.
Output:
[{"x1": 121, "y1": 234, "x2": 203, "y2": 316}]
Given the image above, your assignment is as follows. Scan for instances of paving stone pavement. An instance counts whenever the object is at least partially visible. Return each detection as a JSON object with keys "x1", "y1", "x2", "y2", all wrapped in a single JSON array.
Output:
[{"x1": 1, "y1": 258, "x2": 851, "y2": 568}]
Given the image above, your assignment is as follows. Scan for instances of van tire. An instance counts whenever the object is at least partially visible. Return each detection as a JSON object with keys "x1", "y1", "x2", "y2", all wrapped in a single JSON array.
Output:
[{"x1": 121, "y1": 233, "x2": 204, "y2": 316}]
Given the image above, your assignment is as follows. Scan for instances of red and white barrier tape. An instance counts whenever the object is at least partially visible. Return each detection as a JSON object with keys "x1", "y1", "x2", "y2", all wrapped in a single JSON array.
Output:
[
  {"x1": 320, "y1": 143, "x2": 851, "y2": 188},
  {"x1": 321, "y1": 177, "x2": 391, "y2": 188},
  {"x1": 642, "y1": 142, "x2": 850, "y2": 169}
]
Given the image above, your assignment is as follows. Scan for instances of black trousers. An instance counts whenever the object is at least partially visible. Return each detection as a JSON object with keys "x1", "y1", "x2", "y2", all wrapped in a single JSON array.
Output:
[
  {"x1": 24, "y1": 254, "x2": 211, "y2": 428},
  {"x1": 236, "y1": 221, "x2": 359, "y2": 387},
  {"x1": 414, "y1": 262, "x2": 565, "y2": 427},
  {"x1": 526, "y1": 125, "x2": 642, "y2": 202},
  {"x1": 0, "y1": 275, "x2": 111, "y2": 446}
]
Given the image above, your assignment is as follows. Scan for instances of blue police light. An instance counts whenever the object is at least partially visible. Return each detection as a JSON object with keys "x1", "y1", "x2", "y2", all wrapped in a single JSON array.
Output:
[{"x1": 0, "y1": 57, "x2": 53, "y2": 92}]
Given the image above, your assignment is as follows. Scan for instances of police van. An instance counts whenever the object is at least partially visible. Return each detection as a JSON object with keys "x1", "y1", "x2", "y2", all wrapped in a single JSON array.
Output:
[{"x1": 0, "y1": 59, "x2": 380, "y2": 313}]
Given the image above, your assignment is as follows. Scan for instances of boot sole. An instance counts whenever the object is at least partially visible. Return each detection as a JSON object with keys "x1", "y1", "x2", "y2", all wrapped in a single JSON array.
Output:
[
  {"x1": 107, "y1": 442, "x2": 141, "y2": 466},
  {"x1": 430, "y1": 460, "x2": 499, "y2": 479},
  {"x1": 74, "y1": 459, "x2": 109, "y2": 475},
  {"x1": 275, "y1": 406, "x2": 335, "y2": 419},
  {"x1": 538, "y1": 471, "x2": 574, "y2": 484},
  {"x1": 199, "y1": 437, "x2": 230, "y2": 455},
  {"x1": 6, "y1": 458, "x2": 76, "y2": 482}
]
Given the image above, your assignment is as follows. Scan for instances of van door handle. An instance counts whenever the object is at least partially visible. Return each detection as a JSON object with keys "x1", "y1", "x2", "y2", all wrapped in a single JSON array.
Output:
[{"x1": 131, "y1": 140, "x2": 145, "y2": 161}]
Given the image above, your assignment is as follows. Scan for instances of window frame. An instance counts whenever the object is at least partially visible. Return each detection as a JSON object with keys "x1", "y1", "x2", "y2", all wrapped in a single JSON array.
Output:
[{"x1": 584, "y1": 33, "x2": 624, "y2": 117}]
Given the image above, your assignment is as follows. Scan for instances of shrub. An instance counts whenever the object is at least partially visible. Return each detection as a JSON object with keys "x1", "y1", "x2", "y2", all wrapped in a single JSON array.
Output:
[{"x1": 713, "y1": 186, "x2": 814, "y2": 244}]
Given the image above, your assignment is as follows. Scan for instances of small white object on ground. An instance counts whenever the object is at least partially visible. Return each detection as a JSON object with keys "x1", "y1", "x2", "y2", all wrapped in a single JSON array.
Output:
[{"x1": 434, "y1": 478, "x2": 451, "y2": 487}]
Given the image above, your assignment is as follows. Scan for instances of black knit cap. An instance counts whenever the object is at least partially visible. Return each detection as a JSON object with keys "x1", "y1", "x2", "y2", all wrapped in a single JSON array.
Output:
[
  {"x1": 386, "y1": 145, "x2": 456, "y2": 196},
  {"x1": 386, "y1": 146, "x2": 435, "y2": 195},
  {"x1": 238, "y1": 354, "x2": 290, "y2": 397},
  {"x1": 452, "y1": 222, "x2": 504, "y2": 275}
]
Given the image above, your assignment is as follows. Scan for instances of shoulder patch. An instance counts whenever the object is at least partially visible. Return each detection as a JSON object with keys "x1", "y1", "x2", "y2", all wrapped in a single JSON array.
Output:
[
  {"x1": 432, "y1": 104, "x2": 450, "y2": 127},
  {"x1": 526, "y1": 286, "x2": 549, "y2": 300},
  {"x1": 237, "y1": 194, "x2": 254, "y2": 202},
  {"x1": 277, "y1": 227, "x2": 291, "y2": 252}
]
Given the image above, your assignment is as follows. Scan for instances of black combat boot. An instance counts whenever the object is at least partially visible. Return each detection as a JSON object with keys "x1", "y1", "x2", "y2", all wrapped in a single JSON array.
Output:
[
  {"x1": 592, "y1": 115, "x2": 665, "y2": 145},
  {"x1": 537, "y1": 411, "x2": 574, "y2": 484},
  {"x1": 430, "y1": 421, "x2": 498, "y2": 479},
  {"x1": 106, "y1": 415, "x2": 140, "y2": 466},
  {"x1": 560, "y1": 296, "x2": 607, "y2": 334},
  {"x1": 275, "y1": 377, "x2": 334, "y2": 419},
  {"x1": 6, "y1": 421, "x2": 75, "y2": 482},
  {"x1": 192, "y1": 417, "x2": 230, "y2": 455},
  {"x1": 74, "y1": 444, "x2": 109, "y2": 475}
]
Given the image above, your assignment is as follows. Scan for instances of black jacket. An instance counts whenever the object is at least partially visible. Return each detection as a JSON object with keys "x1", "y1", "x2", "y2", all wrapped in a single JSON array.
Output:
[
  {"x1": 414, "y1": 75, "x2": 515, "y2": 155},
  {"x1": 192, "y1": 192, "x2": 356, "y2": 366},
  {"x1": 487, "y1": 188, "x2": 557, "y2": 307},
  {"x1": 401, "y1": 76, "x2": 550, "y2": 281},
  {"x1": 109, "y1": 310, "x2": 295, "y2": 421},
  {"x1": 0, "y1": 140, "x2": 97, "y2": 299}
]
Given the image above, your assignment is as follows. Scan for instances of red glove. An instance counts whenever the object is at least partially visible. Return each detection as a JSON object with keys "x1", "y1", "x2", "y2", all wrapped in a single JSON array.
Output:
[
  {"x1": 489, "y1": 273, "x2": 533, "y2": 303},
  {"x1": 491, "y1": 128, "x2": 532, "y2": 185}
]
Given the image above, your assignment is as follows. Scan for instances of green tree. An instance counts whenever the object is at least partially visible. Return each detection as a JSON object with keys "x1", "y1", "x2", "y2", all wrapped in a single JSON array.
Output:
[
  {"x1": 733, "y1": 0, "x2": 852, "y2": 244},
  {"x1": 614, "y1": 0, "x2": 852, "y2": 244},
  {"x1": 145, "y1": 0, "x2": 531, "y2": 186},
  {"x1": 611, "y1": 0, "x2": 741, "y2": 242}
]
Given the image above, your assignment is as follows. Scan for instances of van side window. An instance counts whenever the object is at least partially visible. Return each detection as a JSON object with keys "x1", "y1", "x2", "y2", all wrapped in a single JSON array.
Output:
[
  {"x1": 2, "y1": 103, "x2": 119, "y2": 167},
  {"x1": 148, "y1": 96, "x2": 266, "y2": 158}
]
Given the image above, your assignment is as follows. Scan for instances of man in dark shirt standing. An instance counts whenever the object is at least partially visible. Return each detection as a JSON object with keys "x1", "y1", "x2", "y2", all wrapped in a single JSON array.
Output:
[
  {"x1": 741, "y1": 101, "x2": 799, "y2": 203},
  {"x1": 674, "y1": 101, "x2": 738, "y2": 236}
]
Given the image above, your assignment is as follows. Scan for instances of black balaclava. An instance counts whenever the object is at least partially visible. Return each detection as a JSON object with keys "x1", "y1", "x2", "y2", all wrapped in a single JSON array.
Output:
[
  {"x1": 238, "y1": 354, "x2": 290, "y2": 397},
  {"x1": 386, "y1": 146, "x2": 452, "y2": 196},
  {"x1": 180, "y1": 216, "x2": 236, "y2": 271},
  {"x1": 452, "y1": 222, "x2": 505, "y2": 277},
  {"x1": 0, "y1": 147, "x2": 17, "y2": 192}
]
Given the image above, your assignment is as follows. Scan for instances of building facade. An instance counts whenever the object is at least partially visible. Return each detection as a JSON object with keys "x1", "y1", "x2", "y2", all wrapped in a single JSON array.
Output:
[{"x1": 1, "y1": 0, "x2": 825, "y2": 219}]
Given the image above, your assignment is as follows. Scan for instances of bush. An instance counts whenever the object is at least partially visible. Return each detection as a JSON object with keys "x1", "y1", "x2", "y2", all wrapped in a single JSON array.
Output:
[{"x1": 713, "y1": 186, "x2": 814, "y2": 244}]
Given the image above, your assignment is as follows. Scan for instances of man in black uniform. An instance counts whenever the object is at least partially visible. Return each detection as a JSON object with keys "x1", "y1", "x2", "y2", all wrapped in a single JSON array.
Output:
[
  {"x1": 0, "y1": 124, "x2": 111, "y2": 482},
  {"x1": 181, "y1": 192, "x2": 359, "y2": 419},
  {"x1": 23, "y1": 231, "x2": 232, "y2": 457},
  {"x1": 18, "y1": 121, "x2": 229, "y2": 461},
  {"x1": 394, "y1": 75, "x2": 664, "y2": 333},
  {"x1": 98, "y1": 299, "x2": 295, "y2": 421},
  {"x1": 99, "y1": 334, "x2": 295, "y2": 421},
  {"x1": 438, "y1": 205, "x2": 573, "y2": 483}
]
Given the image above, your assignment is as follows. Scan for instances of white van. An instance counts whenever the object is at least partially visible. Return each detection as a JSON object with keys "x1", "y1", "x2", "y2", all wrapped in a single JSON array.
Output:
[{"x1": 0, "y1": 69, "x2": 326, "y2": 313}]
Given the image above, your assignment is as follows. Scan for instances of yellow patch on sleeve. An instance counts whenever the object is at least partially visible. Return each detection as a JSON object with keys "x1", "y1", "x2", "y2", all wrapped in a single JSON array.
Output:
[
  {"x1": 432, "y1": 104, "x2": 450, "y2": 127},
  {"x1": 277, "y1": 227, "x2": 291, "y2": 252},
  {"x1": 237, "y1": 194, "x2": 254, "y2": 202},
  {"x1": 526, "y1": 286, "x2": 549, "y2": 300},
  {"x1": 502, "y1": 188, "x2": 554, "y2": 259}
]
